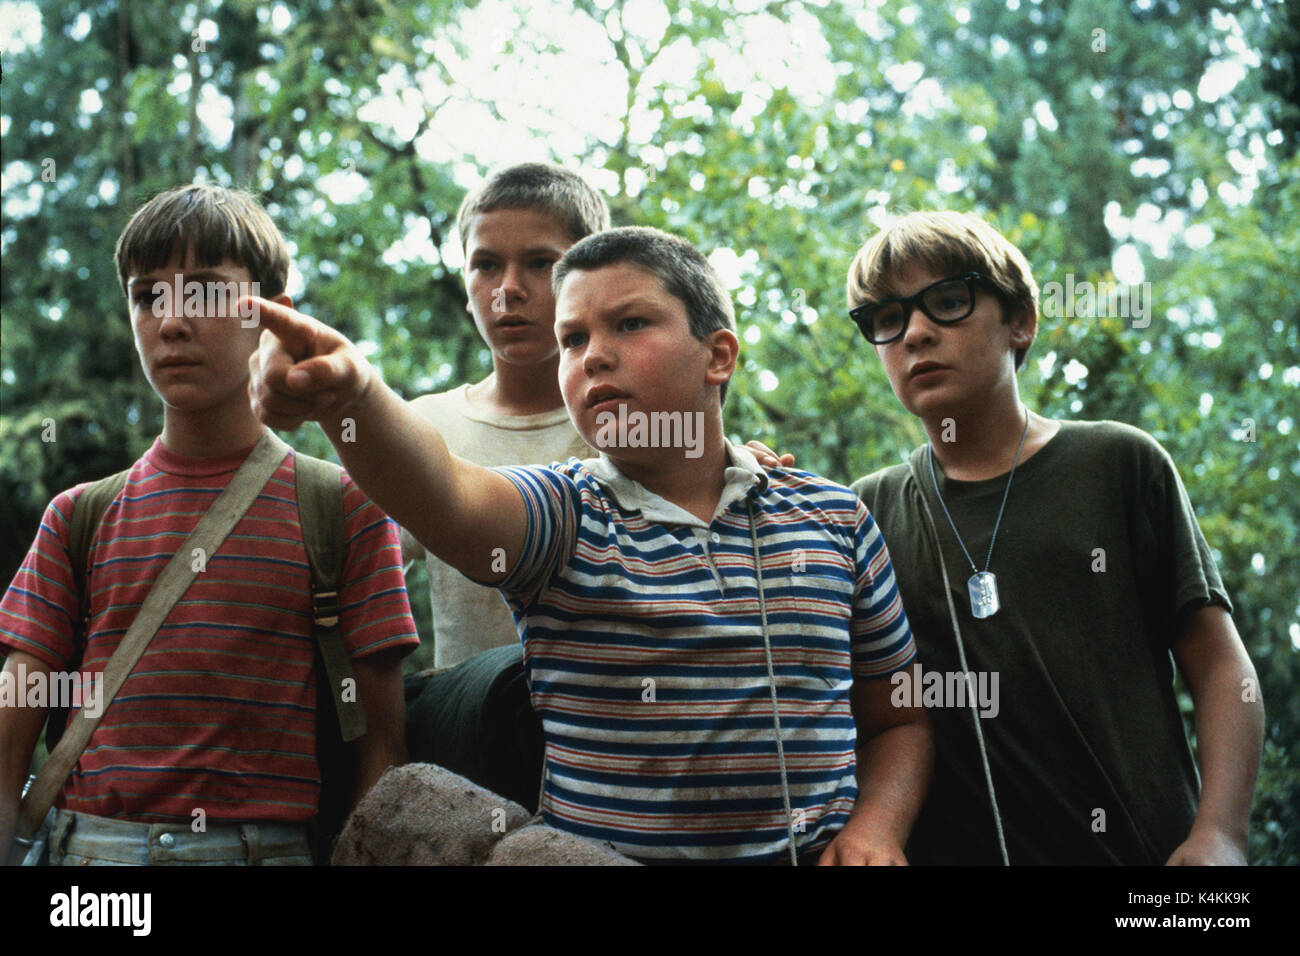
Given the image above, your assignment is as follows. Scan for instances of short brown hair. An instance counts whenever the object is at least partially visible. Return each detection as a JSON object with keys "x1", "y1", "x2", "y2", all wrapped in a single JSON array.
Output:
[
  {"x1": 456, "y1": 163, "x2": 610, "y2": 251},
  {"x1": 553, "y1": 226, "x2": 736, "y2": 404},
  {"x1": 846, "y1": 211, "x2": 1038, "y2": 371},
  {"x1": 115, "y1": 184, "x2": 290, "y2": 298}
]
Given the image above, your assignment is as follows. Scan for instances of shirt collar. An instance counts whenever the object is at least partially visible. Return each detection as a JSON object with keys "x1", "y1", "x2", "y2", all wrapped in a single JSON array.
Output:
[{"x1": 582, "y1": 440, "x2": 770, "y2": 528}]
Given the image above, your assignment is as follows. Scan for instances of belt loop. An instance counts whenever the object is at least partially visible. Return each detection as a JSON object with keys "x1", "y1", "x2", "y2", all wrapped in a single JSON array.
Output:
[
  {"x1": 241, "y1": 823, "x2": 263, "y2": 865},
  {"x1": 50, "y1": 810, "x2": 76, "y2": 860}
]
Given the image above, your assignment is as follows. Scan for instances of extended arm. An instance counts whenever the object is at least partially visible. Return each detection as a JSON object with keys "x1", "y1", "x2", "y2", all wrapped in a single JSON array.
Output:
[
  {"x1": 245, "y1": 298, "x2": 526, "y2": 583},
  {"x1": 818, "y1": 673, "x2": 933, "y2": 865},
  {"x1": 1166, "y1": 604, "x2": 1263, "y2": 865}
]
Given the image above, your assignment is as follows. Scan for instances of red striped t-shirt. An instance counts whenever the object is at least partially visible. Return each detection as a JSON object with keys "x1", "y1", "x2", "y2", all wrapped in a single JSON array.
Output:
[{"x1": 0, "y1": 438, "x2": 419, "y2": 823}]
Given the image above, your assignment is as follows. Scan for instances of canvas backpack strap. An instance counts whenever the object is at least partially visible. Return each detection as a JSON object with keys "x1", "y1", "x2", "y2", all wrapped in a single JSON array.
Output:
[
  {"x1": 15, "y1": 431, "x2": 292, "y2": 841},
  {"x1": 69, "y1": 469, "x2": 131, "y2": 642},
  {"x1": 43, "y1": 469, "x2": 132, "y2": 753},
  {"x1": 294, "y1": 452, "x2": 366, "y2": 743}
]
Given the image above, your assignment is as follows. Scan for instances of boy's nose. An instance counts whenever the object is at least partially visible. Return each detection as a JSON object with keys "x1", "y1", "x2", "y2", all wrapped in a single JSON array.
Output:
[
  {"x1": 582, "y1": 334, "x2": 615, "y2": 375},
  {"x1": 157, "y1": 306, "x2": 192, "y2": 339},
  {"x1": 497, "y1": 262, "x2": 528, "y2": 300},
  {"x1": 901, "y1": 305, "x2": 938, "y2": 346}
]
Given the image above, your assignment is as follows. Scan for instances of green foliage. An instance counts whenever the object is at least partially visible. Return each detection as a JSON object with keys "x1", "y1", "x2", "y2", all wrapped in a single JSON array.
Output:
[{"x1": 2, "y1": 0, "x2": 1295, "y2": 863}]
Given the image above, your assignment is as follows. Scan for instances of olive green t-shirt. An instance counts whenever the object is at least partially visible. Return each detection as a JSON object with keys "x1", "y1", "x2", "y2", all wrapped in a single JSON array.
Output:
[{"x1": 852, "y1": 420, "x2": 1230, "y2": 865}]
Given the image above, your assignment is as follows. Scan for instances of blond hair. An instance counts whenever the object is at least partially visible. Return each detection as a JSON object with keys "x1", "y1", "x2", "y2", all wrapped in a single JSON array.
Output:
[{"x1": 846, "y1": 211, "x2": 1038, "y2": 370}]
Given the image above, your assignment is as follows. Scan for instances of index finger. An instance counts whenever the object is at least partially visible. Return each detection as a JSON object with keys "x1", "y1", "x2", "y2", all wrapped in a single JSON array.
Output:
[{"x1": 237, "y1": 296, "x2": 320, "y2": 359}]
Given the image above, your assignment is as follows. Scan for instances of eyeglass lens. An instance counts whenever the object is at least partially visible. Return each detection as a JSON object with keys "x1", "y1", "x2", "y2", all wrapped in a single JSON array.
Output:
[{"x1": 868, "y1": 277, "x2": 975, "y2": 341}]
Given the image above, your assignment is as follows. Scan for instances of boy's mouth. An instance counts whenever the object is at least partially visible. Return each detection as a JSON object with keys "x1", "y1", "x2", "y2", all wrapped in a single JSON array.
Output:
[
  {"x1": 909, "y1": 361, "x2": 948, "y2": 379},
  {"x1": 586, "y1": 385, "x2": 628, "y2": 409},
  {"x1": 157, "y1": 354, "x2": 201, "y2": 369}
]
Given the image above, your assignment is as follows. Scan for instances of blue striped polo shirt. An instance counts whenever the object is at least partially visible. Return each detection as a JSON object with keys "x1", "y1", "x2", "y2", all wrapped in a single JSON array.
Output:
[{"x1": 495, "y1": 443, "x2": 915, "y2": 862}]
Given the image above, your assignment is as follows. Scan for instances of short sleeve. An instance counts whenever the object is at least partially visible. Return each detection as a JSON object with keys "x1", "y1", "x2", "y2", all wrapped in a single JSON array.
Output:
[
  {"x1": 1139, "y1": 437, "x2": 1232, "y2": 620},
  {"x1": 494, "y1": 464, "x2": 582, "y2": 607},
  {"x1": 0, "y1": 489, "x2": 84, "y2": 670},
  {"x1": 850, "y1": 501, "x2": 916, "y2": 677},
  {"x1": 337, "y1": 474, "x2": 420, "y2": 659}
]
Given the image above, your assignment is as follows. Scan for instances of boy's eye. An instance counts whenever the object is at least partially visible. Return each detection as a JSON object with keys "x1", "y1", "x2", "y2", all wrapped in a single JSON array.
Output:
[
  {"x1": 133, "y1": 291, "x2": 161, "y2": 309},
  {"x1": 473, "y1": 259, "x2": 498, "y2": 272},
  {"x1": 531, "y1": 257, "x2": 556, "y2": 270},
  {"x1": 620, "y1": 316, "x2": 646, "y2": 331},
  {"x1": 873, "y1": 307, "x2": 903, "y2": 333},
  {"x1": 560, "y1": 331, "x2": 586, "y2": 349}
]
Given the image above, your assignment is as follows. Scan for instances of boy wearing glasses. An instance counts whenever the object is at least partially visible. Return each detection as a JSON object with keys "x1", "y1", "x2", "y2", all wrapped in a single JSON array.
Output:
[{"x1": 846, "y1": 211, "x2": 1262, "y2": 865}]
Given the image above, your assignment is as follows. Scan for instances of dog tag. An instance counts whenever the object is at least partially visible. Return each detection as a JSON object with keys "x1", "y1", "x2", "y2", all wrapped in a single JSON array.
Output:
[{"x1": 968, "y1": 572, "x2": 1000, "y2": 619}]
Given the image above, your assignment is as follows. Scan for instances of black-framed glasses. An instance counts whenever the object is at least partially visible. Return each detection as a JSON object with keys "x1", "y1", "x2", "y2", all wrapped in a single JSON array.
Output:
[{"x1": 849, "y1": 272, "x2": 988, "y2": 345}]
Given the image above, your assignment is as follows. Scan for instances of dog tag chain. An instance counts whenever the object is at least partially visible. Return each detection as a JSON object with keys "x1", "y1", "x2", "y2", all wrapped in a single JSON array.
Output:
[{"x1": 927, "y1": 411, "x2": 1031, "y2": 619}]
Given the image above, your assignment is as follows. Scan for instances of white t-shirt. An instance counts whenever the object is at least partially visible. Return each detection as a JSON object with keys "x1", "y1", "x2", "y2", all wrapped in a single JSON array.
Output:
[{"x1": 405, "y1": 384, "x2": 593, "y2": 667}]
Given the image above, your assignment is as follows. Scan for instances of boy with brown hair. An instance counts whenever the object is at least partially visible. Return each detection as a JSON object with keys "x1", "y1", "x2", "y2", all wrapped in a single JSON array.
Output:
[
  {"x1": 846, "y1": 210, "x2": 1263, "y2": 865},
  {"x1": 247, "y1": 225, "x2": 931, "y2": 864},
  {"x1": 405, "y1": 163, "x2": 605, "y2": 669},
  {"x1": 0, "y1": 184, "x2": 419, "y2": 865},
  {"x1": 401, "y1": 166, "x2": 794, "y2": 809}
]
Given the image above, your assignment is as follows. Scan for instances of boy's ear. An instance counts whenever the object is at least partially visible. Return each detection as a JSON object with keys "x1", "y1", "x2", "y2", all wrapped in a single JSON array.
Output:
[
  {"x1": 1009, "y1": 306, "x2": 1037, "y2": 351},
  {"x1": 703, "y1": 328, "x2": 740, "y2": 389},
  {"x1": 273, "y1": 294, "x2": 293, "y2": 309}
]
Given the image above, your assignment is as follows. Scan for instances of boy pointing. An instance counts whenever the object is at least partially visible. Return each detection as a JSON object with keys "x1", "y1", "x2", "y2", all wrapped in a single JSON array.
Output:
[{"x1": 248, "y1": 226, "x2": 931, "y2": 864}]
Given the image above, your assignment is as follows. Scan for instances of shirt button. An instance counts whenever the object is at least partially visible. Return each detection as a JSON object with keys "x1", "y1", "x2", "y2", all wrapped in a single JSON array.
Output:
[
  {"x1": 710, "y1": 532, "x2": 721, "y2": 544},
  {"x1": 158, "y1": 833, "x2": 175, "y2": 848}
]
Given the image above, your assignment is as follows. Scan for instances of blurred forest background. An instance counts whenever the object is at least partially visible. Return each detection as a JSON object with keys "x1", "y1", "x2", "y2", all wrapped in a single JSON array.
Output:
[{"x1": 1, "y1": 0, "x2": 1296, "y2": 863}]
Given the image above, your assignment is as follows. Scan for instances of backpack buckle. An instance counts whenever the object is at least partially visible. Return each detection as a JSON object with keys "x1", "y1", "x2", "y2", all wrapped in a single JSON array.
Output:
[{"x1": 312, "y1": 589, "x2": 340, "y2": 628}]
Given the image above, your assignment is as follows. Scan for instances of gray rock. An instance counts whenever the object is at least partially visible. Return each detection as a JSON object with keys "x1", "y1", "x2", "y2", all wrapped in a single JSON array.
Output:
[
  {"x1": 331, "y1": 763, "x2": 531, "y2": 866},
  {"x1": 484, "y1": 823, "x2": 641, "y2": 866}
]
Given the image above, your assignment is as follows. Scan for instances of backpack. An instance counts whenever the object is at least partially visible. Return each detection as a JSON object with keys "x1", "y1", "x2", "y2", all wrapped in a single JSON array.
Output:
[{"x1": 49, "y1": 450, "x2": 365, "y2": 864}]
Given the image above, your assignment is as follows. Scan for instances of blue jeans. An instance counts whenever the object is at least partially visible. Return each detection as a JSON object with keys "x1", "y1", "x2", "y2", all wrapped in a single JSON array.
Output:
[{"x1": 50, "y1": 810, "x2": 313, "y2": 866}]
